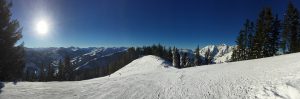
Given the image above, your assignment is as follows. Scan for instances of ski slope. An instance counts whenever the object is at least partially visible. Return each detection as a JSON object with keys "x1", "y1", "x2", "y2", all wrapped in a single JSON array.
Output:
[{"x1": 2, "y1": 53, "x2": 300, "y2": 99}]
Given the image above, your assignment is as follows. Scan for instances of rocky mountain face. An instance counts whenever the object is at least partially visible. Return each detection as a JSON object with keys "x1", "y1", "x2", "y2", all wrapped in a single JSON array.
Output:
[{"x1": 199, "y1": 44, "x2": 234, "y2": 63}]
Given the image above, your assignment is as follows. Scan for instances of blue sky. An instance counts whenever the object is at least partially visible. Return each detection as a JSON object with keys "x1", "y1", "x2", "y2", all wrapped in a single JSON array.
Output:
[{"x1": 11, "y1": 0, "x2": 300, "y2": 49}]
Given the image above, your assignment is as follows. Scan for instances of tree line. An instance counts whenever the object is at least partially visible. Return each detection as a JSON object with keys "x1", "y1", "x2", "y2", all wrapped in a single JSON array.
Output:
[
  {"x1": 23, "y1": 55, "x2": 74, "y2": 81},
  {"x1": 231, "y1": 2, "x2": 300, "y2": 62}
]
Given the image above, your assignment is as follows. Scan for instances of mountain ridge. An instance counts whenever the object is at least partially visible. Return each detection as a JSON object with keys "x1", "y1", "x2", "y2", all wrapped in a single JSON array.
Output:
[{"x1": 24, "y1": 44, "x2": 235, "y2": 73}]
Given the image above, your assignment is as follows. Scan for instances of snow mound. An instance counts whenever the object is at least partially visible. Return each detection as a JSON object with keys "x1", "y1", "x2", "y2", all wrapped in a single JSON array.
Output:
[
  {"x1": 2, "y1": 54, "x2": 300, "y2": 99},
  {"x1": 110, "y1": 55, "x2": 172, "y2": 77}
]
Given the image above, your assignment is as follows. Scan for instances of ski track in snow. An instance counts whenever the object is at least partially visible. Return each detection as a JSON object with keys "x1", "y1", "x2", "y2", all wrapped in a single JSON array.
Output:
[{"x1": 2, "y1": 53, "x2": 300, "y2": 99}]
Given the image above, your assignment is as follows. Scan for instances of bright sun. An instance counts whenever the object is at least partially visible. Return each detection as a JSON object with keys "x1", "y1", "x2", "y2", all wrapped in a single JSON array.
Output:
[{"x1": 36, "y1": 20, "x2": 49, "y2": 35}]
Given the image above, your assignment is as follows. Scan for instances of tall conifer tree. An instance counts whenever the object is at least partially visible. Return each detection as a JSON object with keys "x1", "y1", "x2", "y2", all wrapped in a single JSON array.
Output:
[
  {"x1": 283, "y1": 2, "x2": 300, "y2": 53},
  {"x1": 0, "y1": 0, "x2": 24, "y2": 81}
]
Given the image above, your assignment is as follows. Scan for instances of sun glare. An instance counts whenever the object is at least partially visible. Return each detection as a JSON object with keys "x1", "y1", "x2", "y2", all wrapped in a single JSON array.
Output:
[{"x1": 36, "y1": 20, "x2": 49, "y2": 35}]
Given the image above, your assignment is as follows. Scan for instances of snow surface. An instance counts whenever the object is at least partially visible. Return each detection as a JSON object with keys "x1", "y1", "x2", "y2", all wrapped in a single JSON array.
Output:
[{"x1": 2, "y1": 53, "x2": 300, "y2": 99}]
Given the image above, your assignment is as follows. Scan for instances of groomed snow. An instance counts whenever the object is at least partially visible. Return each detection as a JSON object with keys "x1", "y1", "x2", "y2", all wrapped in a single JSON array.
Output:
[{"x1": 2, "y1": 53, "x2": 300, "y2": 99}]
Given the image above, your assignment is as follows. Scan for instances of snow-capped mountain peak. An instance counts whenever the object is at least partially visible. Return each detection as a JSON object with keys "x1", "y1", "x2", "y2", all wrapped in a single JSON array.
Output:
[{"x1": 198, "y1": 44, "x2": 234, "y2": 63}]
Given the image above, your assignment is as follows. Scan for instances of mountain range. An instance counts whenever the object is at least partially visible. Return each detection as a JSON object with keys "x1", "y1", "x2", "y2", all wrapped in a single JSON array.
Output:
[
  {"x1": 25, "y1": 47, "x2": 127, "y2": 72},
  {"x1": 25, "y1": 44, "x2": 234, "y2": 72}
]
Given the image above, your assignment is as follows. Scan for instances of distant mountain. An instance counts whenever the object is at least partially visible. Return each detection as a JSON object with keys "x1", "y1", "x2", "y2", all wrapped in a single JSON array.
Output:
[
  {"x1": 25, "y1": 44, "x2": 234, "y2": 73},
  {"x1": 199, "y1": 44, "x2": 234, "y2": 63},
  {"x1": 179, "y1": 44, "x2": 234, "y2": 64},
  {"x1": 25, "y1": 47, "x2": 127, "y2": 72}
]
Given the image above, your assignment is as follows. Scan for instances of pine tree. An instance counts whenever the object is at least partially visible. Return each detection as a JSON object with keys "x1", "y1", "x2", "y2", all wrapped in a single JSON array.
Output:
[
  {"x1": 0, "y1": 0, "x2": 25, "y2": 81},
  {"x1": 237, "y1": 29, "x2": 246, "y2": 60},
  {"x1": 58, "y1": 59, "x2": 64, "y2": 80},
  {"x1": 172, "y1": 47, "x2": 177, "y2": 67},
  {"x1": 204, "y1": 49, "x2": 211, "y2": 64},
  {"x1": 253, "y1": 8, "x2": 273, "y2": 58},
  {"x1": 232, "y1": 20, "x2": 253, "y2": 61},
  {"x1": 194, "y1": 45, "x2": 201, "y2": 66},
  {"x1": 282, "y1": 2, "x2": 300, "y2": 53},
  {"x1": 241, "y1": 20, "x2": 250, "y2": 60},
  {"x1": 176, "y1": 50, "x2": 181, "y2": 68},
  {"x1": 172, "y1": 47, "x2": 180, "y2": 68},
  {"x1": 47, "y1": 63, "x2": 55, "y2": 81},
  {"x1": 270, "y1": 15, "x2": 281, "y2": 55},
  {"x1": 64, "y1": 55, "x2": 73, "y2": 81},
  {"x1": 231, "y1": 47, "x2": 238, "y2": 62},
  {"x1": 247, "y1": 22, "x2": 255, "y2": 59},
  {"x1": 167, "y1": 47, "x2": 172, "y2": 62},
  {"x1": 181, "y1": 52, "x2": 187, "y2": 68},
  {"x1": 183, "y1": 52, "x2": 190, "y2": 67},
  {"x1": 39, "y1": 64, "x2": 45, "y2": 81},
  {"x1": 135, "y1": 47, "x2": 142, "y2": 57},
  {"x1": 180, "y1": 51, "x2": 184, "y2": 67},
  {"x1": 263, "y1": 8, "x2": 274, "y2": 57},
  {"x1": 157, "y1": 44, "x2": 163, "y2": 57},
  {"x1": 186, "y1": 56, "x2": 191, "y2": 67}
]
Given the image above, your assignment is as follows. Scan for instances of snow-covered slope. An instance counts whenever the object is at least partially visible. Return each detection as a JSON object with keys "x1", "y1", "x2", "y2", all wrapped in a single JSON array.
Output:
[
  {"x1": 110, "y1": 55, "x2": 173, "y2": 77},
  {"x1": 2, "y1": 53, "x2": 300, "y2": 99}
]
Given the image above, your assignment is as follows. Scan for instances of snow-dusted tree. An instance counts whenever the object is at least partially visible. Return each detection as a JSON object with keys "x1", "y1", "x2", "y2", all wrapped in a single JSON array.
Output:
[
  {"x1": 172, "y1": 47, "x2": 177, "y2": 67},
  {"x1": 194, "y1": 45, "x2": 201, "y2": 66},
  {"x1": 183, "y1": 53, "x2": 191, "y2": 67},
  {"x1": 232, "y1": 19, "x2": 256, "y2": 61},
  {"x1": 0, "y1": 0, "x2": 25, "y2": 81},
  {"x1": 180, "y1": 52, "x2": 187, "y2": 67},
  {"x1": 172, "y1": 47, "x2": 180, "y2": 68},
  {"x1": 204, "y1": 49, "x2": 212, "y2": 64},
  {"x1": 231, "y1": 47, "x2": 238, "y2": 62},
  {"x1": 180, "y1": 52, "x2": 185, "y2": 67},
  {"x1": 235, "y1": 29, "x2": 246, "y2": 61},
  {"x1": 232, "y1": 20, "x2": 249, "y2": 61}
]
